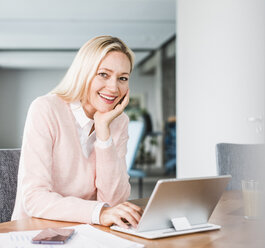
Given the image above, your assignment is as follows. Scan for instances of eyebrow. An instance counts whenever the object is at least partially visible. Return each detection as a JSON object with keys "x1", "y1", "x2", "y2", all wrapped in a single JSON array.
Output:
[{"x1": 98, "y1": 67, "x2": 130, "y2": 75}]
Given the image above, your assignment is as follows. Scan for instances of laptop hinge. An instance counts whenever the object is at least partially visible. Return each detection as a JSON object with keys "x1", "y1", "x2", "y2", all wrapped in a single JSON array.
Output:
[{"x1": 171, "y1": 217, "x2": 191, "y2": 231}]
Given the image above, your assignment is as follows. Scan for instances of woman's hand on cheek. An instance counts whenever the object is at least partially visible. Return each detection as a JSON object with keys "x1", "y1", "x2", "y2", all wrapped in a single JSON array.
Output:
[
  {"x1": 94, "y1": 90, "x2": 129, "y2": 141},
  {"x1": 99, "y1": 202, "x2": 143, "y2": 228}
]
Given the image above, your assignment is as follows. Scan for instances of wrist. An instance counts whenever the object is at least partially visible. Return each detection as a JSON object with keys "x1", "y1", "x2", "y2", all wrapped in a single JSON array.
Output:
[
  {"x1": 95, "y1": 136, "x2": 112, "y2": 149},
  {"x1": 99, "y1": 206, "x2": 108, "y2": 225}
]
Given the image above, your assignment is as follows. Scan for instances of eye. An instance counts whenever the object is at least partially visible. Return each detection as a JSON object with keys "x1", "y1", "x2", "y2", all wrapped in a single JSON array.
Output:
[
  {"x1": 98, "y1": 72, "x2": 108, "y2": 78},
  {"x1": 119, "y1": 77, "x2": 128, "y2": 82}
]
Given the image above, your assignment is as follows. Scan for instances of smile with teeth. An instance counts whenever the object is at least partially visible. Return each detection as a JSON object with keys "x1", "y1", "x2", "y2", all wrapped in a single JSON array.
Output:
[{"x1": 99, "y1": 93, "x2": 117, "y2": 101}]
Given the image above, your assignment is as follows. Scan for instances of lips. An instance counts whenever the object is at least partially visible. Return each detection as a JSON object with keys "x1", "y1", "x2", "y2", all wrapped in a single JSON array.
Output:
[{"x1": 98, "y1": 93, "x2": 118, "y2": 104}]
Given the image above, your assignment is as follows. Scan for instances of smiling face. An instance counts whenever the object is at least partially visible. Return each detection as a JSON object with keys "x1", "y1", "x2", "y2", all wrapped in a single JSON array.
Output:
[{"x1": 83, "y1": 51, "x2": 131, "y2": 119}]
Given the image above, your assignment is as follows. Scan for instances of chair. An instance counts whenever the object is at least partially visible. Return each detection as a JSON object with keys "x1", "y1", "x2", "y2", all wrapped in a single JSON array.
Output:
[
  {"x1": 0, "y1": 149, "x2": 20, "y2": 222},
  {"x1": 216, "y1": 143, "x2": 265, "y2": 190},
  {"x1": 126, "y1": 121, "x2": 146, "y2": 198}
]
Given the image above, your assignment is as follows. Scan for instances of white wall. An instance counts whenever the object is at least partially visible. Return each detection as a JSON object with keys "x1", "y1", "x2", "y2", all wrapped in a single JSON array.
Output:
[
  {"x1": 0, "y1": 69, "x2": 66, "y2": 148},
  {"x1": 177, "y1": 0, "x2": 265, "y2": 177}
]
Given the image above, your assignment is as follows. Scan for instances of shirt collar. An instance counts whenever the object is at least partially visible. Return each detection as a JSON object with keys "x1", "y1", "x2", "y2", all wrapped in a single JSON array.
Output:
[{"x1": 70, "y1": 101, "x2": 94, "y2": 129}]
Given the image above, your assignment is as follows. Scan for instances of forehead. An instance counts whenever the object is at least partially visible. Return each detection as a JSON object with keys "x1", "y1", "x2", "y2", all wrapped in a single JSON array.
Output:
[{"x1": 98, "y1": 51, "x2": 131, "y2": 73}]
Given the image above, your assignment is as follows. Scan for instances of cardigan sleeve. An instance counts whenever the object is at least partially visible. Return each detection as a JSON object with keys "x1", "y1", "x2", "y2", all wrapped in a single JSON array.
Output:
[
  {"x1": 94, "y1": 114, "x2": 131, "y2": 206},
  {"x1": 20, "y1": 98, "x2": 98, "y2": 223}
]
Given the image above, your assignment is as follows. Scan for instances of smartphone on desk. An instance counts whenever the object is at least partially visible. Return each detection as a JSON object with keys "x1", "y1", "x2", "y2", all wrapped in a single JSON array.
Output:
[{"x1": 32, "y1": 228, "x2": 75, "y2": 244}]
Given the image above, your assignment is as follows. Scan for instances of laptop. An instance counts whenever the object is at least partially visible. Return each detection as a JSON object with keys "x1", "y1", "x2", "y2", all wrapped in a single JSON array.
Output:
[{"x1": 110, "y1": 175, "x2": 231, "y2": 239}]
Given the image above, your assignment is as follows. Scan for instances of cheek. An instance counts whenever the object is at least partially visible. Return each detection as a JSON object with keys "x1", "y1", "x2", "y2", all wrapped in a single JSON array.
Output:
[
  {"x1": 120, "y1": 83, "x2": 129, "y2": 95},
  {"x1": 89, "y1": 79, "x2": 102, "y2": 96}
]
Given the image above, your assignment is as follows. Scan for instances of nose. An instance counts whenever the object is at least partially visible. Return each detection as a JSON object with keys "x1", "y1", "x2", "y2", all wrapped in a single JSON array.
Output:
[{"x1": 106, "y1": 77, "x2": 118, "y2": 92}]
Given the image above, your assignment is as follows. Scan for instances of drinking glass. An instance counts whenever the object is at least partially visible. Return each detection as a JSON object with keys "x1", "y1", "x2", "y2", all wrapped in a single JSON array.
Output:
[{"x1": 241, "y1": 180, "x2": 260, "y2": 220}]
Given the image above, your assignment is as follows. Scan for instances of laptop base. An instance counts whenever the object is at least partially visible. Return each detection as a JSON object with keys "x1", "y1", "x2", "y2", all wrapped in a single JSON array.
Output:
[{"x1": 110, "y1": 223, "x2": 221, "y2": 239}]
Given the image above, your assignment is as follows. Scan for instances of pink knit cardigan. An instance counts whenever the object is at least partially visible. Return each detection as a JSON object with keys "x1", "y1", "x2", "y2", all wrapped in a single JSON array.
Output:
[{"x1": 12, "y1": 94, "x2": 131, "y2": 223}]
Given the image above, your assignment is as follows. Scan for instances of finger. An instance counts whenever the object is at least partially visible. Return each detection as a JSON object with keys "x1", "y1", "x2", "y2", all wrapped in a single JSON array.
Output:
[
  {"x1": 120, "y1": 90, "x2": 130, "y2": 108},
  {"x1": 118, "y1": 204, "x2": 142, "y2": 223},
  {"x1": 114, "y1": 216, "x2": 129, "y2": 229},
  {"x1": 114, "y1": 90, "x2": 129, "y2": 113},
  {"x1": 118, "y1": 203, "x2": 142, "y2": 223},
  {"x1": 124, "y1": 202, "x2": 143, "y2": 214},
  {"x1": 118, "y1": 209, "x2": 138, "y2": 228}
]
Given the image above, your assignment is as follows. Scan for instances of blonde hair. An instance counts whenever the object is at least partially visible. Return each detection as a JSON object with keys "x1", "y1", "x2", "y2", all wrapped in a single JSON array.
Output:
[{"x1": 51, "y1": 36, "x2": 134, "y2": 103}]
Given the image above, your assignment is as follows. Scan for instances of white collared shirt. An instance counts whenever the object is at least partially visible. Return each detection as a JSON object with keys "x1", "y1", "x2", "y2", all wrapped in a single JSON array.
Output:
[{"x1": 70, "y1": 101, "x2": 110, "y2": 224}]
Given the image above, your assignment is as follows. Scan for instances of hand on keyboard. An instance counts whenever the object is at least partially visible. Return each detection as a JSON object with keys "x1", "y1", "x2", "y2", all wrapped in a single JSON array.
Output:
[{"x1": 99, "y1": 201, "x2": 143, "y2": 229}]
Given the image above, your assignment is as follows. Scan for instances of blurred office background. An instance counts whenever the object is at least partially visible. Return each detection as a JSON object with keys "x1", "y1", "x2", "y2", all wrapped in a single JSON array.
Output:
[{"x1": 0, "y1": 0, "x2": 264, "y2": 198}]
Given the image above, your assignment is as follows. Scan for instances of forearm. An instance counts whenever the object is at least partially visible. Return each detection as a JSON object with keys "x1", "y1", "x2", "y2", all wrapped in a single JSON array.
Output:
[
  {"x1": 95, "y1": 144, "x2": 131, "y2": 206},
  {"x1": 22, "y1": 182, "x2": 98, "y2": 223},
  {"x1": 94, "y1": 122, "x2": 110, "y2": 141}
]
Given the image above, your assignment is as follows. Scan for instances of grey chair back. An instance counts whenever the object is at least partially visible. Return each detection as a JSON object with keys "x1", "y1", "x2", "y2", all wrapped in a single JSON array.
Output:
[
  {"x1": 0, "y1": 149, "x2": 20, "y2": 222},
  {"x1": 216, "y1": 143, "x2": 265, "y2": 190}
]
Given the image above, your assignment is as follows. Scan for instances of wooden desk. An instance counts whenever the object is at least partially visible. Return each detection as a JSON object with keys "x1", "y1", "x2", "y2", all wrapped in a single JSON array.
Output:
[{"x1": 0, "y1": 191, "x2": 264, "y2": 247}]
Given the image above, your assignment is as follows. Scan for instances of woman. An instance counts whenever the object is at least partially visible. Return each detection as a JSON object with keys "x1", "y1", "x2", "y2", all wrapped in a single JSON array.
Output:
[{"x1": 12, "y1": 36, "x2": 142, "y2": 229}]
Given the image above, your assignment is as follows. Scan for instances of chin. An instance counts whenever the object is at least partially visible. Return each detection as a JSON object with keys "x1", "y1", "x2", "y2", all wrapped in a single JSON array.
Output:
[
  {"x1": 96, "y1": 101, "x2": 119, "y2": 112},
  {"x1": 97, "y1": 106, "x2": 114, "y2": 113}
]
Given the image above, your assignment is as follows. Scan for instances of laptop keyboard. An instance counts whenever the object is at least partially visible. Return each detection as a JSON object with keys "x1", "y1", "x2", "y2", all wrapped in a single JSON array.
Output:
[{"x1": 111, "y1": 225, "x2": 138, "y2": 234}]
